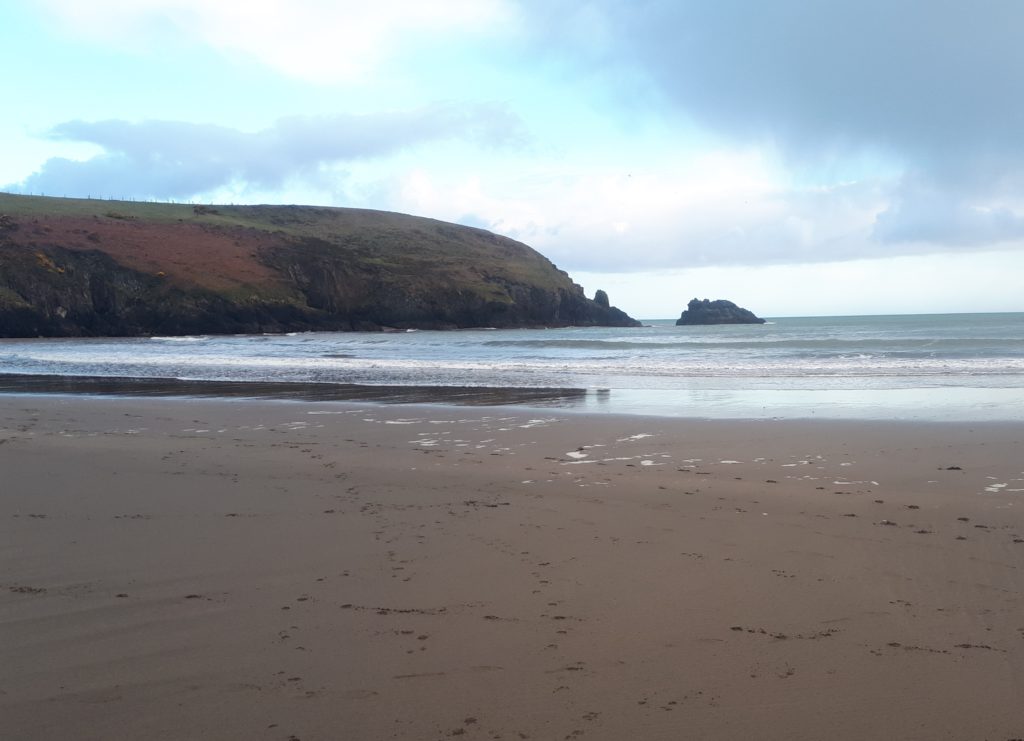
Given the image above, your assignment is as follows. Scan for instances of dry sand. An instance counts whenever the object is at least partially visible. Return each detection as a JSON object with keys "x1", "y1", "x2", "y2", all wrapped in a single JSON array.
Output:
[{"x1": 2, "y1": 395, "x2": 1023, "y2": 740}]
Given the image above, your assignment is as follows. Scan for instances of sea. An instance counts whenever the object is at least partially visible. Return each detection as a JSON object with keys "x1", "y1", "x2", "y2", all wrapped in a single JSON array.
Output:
[{"x1": 1, "y1": 313, "x2": 1023, "y2": 422}]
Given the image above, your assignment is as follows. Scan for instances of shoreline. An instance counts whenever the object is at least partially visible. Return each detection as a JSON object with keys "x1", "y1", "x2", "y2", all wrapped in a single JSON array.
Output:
[
  {"x1": 2, "y1": 372, "x2": 1023, "y2": 423},
  {"x1": 3, "y1": 396, "x2": 1024, "y2": 740},
  {"x1": 2, "y1": 386, "x2": 1022, "y2": 430}
]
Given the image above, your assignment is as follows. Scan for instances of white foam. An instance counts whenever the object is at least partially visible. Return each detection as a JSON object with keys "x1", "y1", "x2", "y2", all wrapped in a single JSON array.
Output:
[{"x1": 519, "y1": 418, "x2": 556, "y2": 428}]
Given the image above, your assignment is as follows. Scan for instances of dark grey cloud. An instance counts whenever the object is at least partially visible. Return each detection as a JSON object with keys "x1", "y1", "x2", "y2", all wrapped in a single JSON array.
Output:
[
  {"x1": 13, "y1": 103, "x2": 526, "y2": 199},
  {"x1": 610, "y1": 1, "x2": 1023, "y2": 162},
  {"x1": 527, "y1": 0, "x2": 1024, "y2": 250}
]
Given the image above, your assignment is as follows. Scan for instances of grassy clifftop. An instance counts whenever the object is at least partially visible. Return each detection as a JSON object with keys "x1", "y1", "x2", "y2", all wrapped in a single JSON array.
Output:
[{"x1": 0, "y1": 193, "x2": 638, "y2": 336}]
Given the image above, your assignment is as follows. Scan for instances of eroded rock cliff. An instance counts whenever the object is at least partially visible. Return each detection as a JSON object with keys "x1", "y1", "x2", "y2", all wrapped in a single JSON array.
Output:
[{"x1": 0, "y1": 194, "x2": 639, "y2": 337}]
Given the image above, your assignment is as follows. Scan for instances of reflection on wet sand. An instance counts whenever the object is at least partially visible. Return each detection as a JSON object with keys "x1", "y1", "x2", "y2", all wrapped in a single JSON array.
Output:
[{"x1": 0, "y1": 373, "x2": 590, "y2": 408}]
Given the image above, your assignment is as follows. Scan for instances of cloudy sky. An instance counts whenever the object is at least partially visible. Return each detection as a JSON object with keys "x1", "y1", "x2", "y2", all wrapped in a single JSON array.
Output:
[{"x1": 3, "y1": 1, "x2": 1024, "y2": 318}]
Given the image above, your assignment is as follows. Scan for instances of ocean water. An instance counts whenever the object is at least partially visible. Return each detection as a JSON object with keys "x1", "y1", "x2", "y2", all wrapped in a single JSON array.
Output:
[{"x1": 1, "y1": 313, "x2": 1023, "y2": 421}]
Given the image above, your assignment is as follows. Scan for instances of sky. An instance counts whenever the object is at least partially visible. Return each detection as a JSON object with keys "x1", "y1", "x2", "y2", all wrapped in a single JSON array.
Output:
[{"x1": 3, "y1": 0, "x2": 1024, "y2": 318}]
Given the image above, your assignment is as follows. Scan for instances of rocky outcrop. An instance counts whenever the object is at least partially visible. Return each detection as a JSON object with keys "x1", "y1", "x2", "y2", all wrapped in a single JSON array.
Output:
[
  {"x1": 675, "y1": 298, "x2": 765, "y2": 325},
  {"x1": 0, "y1": 194, "x2": 640, "y2": 337}
]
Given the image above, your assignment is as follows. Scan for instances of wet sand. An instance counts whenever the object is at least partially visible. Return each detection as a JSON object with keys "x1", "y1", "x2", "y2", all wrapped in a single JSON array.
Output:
[
  {"x1": 1, "y1": 395, "x2": 1023, "y2": 740},
  {"x1": 0, "y1": 374, "x2": 590, "y2": 407}
]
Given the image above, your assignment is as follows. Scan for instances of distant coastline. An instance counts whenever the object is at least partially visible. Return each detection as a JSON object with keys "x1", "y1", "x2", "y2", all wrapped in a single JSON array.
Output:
[{"x1": 0, "y1": 193, "x2": 639, "y2": 337}]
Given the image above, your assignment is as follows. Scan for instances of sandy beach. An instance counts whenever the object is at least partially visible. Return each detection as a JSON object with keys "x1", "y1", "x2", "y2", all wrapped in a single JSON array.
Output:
[{"x1": 2, "y1": 395, "x2": 1023, "y2": 740}]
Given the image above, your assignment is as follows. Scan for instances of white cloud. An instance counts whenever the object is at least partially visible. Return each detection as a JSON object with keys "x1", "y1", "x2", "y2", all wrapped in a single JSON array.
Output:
[
  {"x1": 384, "y1": 149, "x2": 890, "y2": 272},
  {"x1": 38, "y1": 0, "x2": 517, "y2": 83},
  {"x1": 11, "y1": 106, "x2": 525, "y2": 199},
  {"x1": 873, "y1": 176, "x2": 1024, "y2": 246}
]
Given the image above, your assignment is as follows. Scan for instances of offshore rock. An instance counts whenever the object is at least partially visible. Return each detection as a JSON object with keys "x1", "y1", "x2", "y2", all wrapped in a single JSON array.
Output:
[
  {"x1": 675, "y1": 298, "x2": 766, "y2": 325},
  {"x1": 0, "y1": 193, "x2": 640, "y2": 337}
]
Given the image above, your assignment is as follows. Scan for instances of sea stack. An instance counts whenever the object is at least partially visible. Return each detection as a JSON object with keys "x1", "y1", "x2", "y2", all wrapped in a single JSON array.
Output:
[{"x1": 675, "y1": 298, "x2": 766, "y2": 325}]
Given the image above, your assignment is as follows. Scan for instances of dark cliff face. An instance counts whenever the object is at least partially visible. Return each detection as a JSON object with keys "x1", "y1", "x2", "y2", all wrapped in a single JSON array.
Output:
[
  {"x1": 0, "y1": 194, "x2": 640, "y2": 337},
  {"x1": 0, "y1": 244, "x2": 313, "y2": 336},
  {"x1": 675, "y1": 298, "x2": 766, "y2": 325}
]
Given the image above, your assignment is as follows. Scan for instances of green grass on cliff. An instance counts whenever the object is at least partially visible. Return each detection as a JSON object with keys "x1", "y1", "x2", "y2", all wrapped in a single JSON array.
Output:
[{"x1": 0, "y1": 193, "x2": 200, "y2": 222}]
